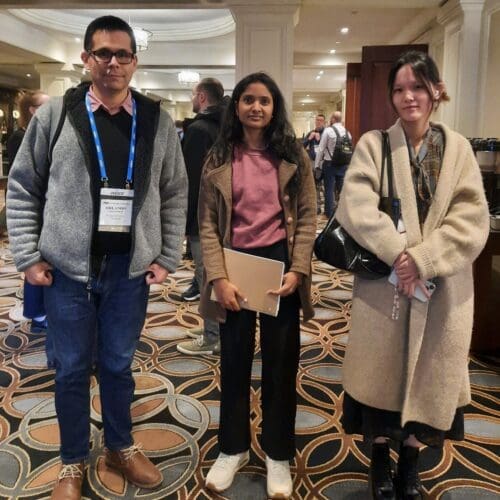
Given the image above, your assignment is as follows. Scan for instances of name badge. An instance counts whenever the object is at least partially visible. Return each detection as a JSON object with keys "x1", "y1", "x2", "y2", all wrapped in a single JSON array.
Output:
[{"x1": 98, "y1": 188, "x2": 134, "y2": 233}]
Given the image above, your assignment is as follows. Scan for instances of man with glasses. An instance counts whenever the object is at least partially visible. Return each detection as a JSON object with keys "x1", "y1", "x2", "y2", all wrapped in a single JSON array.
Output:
[{"x1": 7, "y1": 16, "x2": 187, "y2": 500}]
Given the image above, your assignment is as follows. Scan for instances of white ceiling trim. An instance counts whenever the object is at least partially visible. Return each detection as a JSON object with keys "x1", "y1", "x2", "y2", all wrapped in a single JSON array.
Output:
[{"x1": 8, "y1": 8, "x2": 236, "y2": 41}]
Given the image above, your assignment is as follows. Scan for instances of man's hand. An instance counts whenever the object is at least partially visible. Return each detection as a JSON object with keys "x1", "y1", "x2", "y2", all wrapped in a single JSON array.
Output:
[
  {"x1": 24, "y1": 262, "x2": 53, "y2": 286},
  {"x1": 146, "y1": 263, "x2": 169, "y2": 285},
  {"x1": 308, "y1": 131, "x2": 320, "y2": 142},
  {"x1": 213, "y1": 278, "x2": 246, "y2": 311},
  {"x1": 267, "y1": 271, "x2": 302, "y2": 297}
]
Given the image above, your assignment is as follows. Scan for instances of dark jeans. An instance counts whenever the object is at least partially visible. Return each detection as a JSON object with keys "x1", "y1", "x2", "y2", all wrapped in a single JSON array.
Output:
[
  {"x1": 44, "y1": 254, "x2": 149, "y2": 464},
  {"x1": 24, "y1": 281, "x2": 54, "y2": 366},
  {"x1": 218, "y1": 240, "x2": 301, "y2": 460},
  {"x1": 322, "y1": 161, "x2": 348, "y2": 218}
]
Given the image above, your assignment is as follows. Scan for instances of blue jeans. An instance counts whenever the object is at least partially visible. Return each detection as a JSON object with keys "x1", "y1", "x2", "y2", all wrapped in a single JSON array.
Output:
[
  {"x1": 23, "y1": 281, "x2": 54, "y2": 366},
  {"x1": 44, "y1": 254, "x2": 149, "y2": 464},
  {"x1": 322, "y1": 161, "x2": 348, "y2": 218}
]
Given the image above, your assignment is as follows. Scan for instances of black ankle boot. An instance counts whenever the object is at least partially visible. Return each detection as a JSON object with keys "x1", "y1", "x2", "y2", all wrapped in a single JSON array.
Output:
[
  {"x1": 369, "y1": 442, "x2": 396, "y2": 500},
  {"x1": 395, "y1": 445, "x2": 424, "y2": 499}
]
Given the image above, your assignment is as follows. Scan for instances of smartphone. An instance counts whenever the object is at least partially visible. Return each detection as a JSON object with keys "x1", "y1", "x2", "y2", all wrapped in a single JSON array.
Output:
[{"x1": 388, "y1": 269, "x2": 436, "y2": 302}]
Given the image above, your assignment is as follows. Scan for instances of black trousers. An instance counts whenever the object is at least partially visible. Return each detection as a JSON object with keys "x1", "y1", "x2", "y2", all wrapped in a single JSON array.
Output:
[{"x1": 218, "y1": 240, "x2": 301, "y2": 460}]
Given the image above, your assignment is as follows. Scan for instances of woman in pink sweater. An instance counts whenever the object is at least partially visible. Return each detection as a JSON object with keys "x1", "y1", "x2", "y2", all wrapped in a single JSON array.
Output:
[{"x1": 198, "y1": 72, "x2": 316, "y2": 499}]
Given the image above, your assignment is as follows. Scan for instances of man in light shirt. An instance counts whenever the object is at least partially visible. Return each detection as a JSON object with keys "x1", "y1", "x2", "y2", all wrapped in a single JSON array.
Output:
[{"x1": 314, "y1": 111, "x2": 352, "y2": 217}]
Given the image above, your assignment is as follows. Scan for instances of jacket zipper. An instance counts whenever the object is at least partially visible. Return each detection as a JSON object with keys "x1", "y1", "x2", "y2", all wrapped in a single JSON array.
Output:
[{"x1": 127, "y1": 100, "x2": 160, "y2": 278}]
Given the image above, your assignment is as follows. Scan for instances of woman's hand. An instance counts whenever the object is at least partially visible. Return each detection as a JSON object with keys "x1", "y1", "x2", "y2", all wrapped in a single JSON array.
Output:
[
  {"x1": 397, "y1": 278, "x2": 431, "y2": 300},
  {"x1": 268, "y1": 271, "x2": 302, "y2": 297},
  {"x1": 394, "y1": 251, "x2": 419, "y2": 284},
  {"x1": 213, "y1": 278, "x2": 246, "y2": 311}
]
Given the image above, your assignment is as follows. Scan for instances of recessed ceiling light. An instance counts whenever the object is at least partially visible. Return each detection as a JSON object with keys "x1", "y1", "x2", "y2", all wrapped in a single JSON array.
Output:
[
  {"x1": 26, "y1": 73, "x2": 32, "y2": 78},
  {"x1": 74, "y1": 37, "x2": 81, "y2": 43},
  {"x1": 340, "y1": 27, "x2": 349, "y2": 34},
  {"x1": 329, "y1": 49, "x2": 336, "y2": 54},
  {"x1": 336, "y1": 41, "x2": 341, "y2": 44},
  {"x1": 301, "y1": 103, "x2": 305, "y2": 106},
  {"x1": 319, "y1": 70, "x2": 324, "y2": 75},
  {"x1": 306, "y1": 94, "x2": 310, "y2": 97},
  {"x1": 315, "y1": 75, "x2": 321, "y2": 80},
  {"x1": 143, "y1": 71, "x2": 148, "y2": 75}
]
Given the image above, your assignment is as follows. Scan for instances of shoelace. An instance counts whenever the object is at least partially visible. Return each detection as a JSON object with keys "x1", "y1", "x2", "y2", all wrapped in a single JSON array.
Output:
[
  {"x1": 267, "y1": 459, "x2": 290, "y2": 478},
  {"x1": 401, "y1": 464, "x2": 421, "y2": 486},
  {"x1": 121, "y1": 443, "x2": 144, "y2": 461},
  {"x1": 213, "y1": 454, "x2": 240, "y2": 471},
  {"x1": 58, "y1": 464, "x2": 83, "y2": 480},
  {"x1": 372, "y1": 455, "x2": 392, "y2": 482},
  {"x1": 195, "y1": 336, "x2": 205, "y2": 347}
]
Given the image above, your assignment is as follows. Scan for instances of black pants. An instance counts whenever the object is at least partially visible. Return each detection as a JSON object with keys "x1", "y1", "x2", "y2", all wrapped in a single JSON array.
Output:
[{"x1": 218, "y1": 240, "x2": 301, "y2": 460}]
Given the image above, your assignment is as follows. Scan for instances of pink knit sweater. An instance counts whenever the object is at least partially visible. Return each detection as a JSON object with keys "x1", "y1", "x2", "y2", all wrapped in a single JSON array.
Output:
[{"x1": 231, "y1": 146, "x2": 286, "y2": 249}]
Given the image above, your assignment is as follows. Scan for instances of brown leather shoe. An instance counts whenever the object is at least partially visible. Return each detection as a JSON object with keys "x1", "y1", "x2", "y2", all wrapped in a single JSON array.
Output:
[
  {"x1": 50, "y1": 462, "x2": 84, "y2": 500},
  {"x1": 105, "y1": 443, "x2": 162, "y2": 489}
]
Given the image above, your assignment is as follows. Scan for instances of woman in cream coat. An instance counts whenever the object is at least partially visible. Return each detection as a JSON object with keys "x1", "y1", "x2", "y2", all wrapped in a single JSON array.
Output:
[{"x1": 336, "y1": 51, "x2": 490, "y2": 500}]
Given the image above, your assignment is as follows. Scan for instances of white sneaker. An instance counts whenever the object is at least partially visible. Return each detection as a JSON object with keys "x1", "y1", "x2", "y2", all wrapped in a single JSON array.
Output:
[
  {"x1": 205, "y1": 451, "x2": 249, "y2": 492},
  {"x1": 266, "y1": 456, "x2": 293, "y2": 499}
]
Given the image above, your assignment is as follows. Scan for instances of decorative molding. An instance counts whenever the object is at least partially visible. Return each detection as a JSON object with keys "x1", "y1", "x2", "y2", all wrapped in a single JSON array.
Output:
[
  {"x1": 8, "y1": 9, "x2": 235, "y2": 41},
  {"x1": 437, "y1": 0, "x2": 464, "y2": 25}
]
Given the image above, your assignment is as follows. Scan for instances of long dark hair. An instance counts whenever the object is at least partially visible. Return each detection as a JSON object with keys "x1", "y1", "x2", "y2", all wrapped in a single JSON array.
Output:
[
  {"x1": 210, "y1": 72, "x2": 302, "y2": 169},
  {"x1": 388, "y1": 51, "x2": 450, "y2": 110}
]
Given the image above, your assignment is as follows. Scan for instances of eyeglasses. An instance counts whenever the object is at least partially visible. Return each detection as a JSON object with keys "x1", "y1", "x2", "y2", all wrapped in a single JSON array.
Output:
[{"x1": 88, "y1": 49, "x2": 136, "y2": 64}]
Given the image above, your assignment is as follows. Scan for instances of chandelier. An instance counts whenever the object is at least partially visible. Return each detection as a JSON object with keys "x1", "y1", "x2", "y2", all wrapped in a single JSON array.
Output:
[
  {"x1": 133, "y1": 27, "x2": 152, "y2": 51},
  {"x1": 178, "y1": 70, "x2": 200, "y2": 86}
]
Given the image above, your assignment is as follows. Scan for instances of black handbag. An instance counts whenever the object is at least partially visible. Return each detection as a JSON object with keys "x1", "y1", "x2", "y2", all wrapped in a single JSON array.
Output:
[{"x1": 313, "y1": 131, "x2": 400, "y2": 280}]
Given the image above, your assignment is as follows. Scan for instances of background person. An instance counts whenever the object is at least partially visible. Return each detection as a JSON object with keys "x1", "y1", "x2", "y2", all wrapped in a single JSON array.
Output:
[
  {"x1": 177, "y1": 77, "x2": 225, "y2": 355},
  {"x1": 336, "y1": 51, "x2": 489, "y2": 500},
  {"x1": 315, "y1": 111, "x2": 352, "y2": 218},
  {"x1": 303, "y1": 113, "x2": 325, "y2": 214},
  {"x1": 6, "y1": 91, "x2": 54, "y2": 367},
  {"x1": 198, "y1": 72, "x2": 316, "y2": 499}
]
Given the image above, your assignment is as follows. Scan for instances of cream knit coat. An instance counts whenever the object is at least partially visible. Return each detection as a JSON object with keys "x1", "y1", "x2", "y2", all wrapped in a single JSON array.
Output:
[{"x1": 335, "y1": 120, "x2": 490, "y2": 431}]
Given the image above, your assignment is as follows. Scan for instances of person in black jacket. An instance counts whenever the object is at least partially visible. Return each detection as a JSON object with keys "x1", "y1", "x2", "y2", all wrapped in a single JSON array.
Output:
[
  {"x1": 302, "y1": 113, "x2": 325, "y2": 214},
  {"x1": 177, "y1": 78, "x2": 226, "y2": 355}
]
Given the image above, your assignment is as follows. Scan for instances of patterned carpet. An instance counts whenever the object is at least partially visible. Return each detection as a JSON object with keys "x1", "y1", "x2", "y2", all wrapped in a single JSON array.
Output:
[{"x1": 0, "y1": 232, "x2": 499, "y2": 500}]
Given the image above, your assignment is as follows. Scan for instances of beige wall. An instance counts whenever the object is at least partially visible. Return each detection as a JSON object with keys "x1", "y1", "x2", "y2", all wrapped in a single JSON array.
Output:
[{"x1": 482, "y1": 10, "x2": 500, "y2": 137}]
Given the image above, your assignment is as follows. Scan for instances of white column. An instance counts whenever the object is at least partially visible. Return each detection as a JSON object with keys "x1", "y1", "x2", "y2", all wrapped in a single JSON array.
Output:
[
  {"x1": 477, "y1": 0, "x2": 500, "y2": 137},
  {"x1": 229, "y1": 0, "x2": 300, "y2": 108},
  {"x1": 35, "y1": 63, "x2": 82, "y2": 97},
  {"x1": 437, "y1": 0, "x2": 485, "y2": 136}
]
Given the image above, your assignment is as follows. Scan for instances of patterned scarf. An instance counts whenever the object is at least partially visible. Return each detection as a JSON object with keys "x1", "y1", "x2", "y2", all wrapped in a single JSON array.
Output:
[{"x1": 407, "y1": 125, "x2": 445, "y2": 225}]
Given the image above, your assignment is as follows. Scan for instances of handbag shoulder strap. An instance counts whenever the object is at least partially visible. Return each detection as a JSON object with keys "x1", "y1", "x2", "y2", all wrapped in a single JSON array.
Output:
[
  {"x1": 380, "y1": 130, "x2": 400, "y2": 226},
  {"x1": 379, "y1": 130, "x2": 394, "y2": 199}
]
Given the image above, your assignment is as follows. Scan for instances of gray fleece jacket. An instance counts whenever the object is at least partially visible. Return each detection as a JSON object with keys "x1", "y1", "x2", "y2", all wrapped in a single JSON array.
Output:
[{"x1": 7, "y1": 83, "x2": 187, "y2": 281}]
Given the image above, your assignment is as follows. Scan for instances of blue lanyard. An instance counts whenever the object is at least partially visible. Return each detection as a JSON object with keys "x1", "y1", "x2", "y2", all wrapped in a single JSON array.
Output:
[{"x1": 85, "y1": 91, "x2": 137, "y2": 188}]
